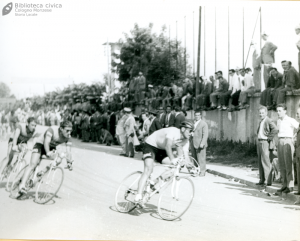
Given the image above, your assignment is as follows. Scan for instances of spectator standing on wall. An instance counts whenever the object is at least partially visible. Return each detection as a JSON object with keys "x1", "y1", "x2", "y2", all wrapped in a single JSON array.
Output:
[
  {"x1": 275, "y1": 104, "x2": 299, "y2": 195},
  {"x1": 256, "y1": 106, "x2": 278, "y2": 187}
]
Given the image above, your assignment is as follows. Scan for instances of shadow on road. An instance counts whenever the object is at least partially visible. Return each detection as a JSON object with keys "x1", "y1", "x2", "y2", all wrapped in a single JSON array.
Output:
[{"x1": 213, "y1": 181, "x2": 298, "y2": 207}]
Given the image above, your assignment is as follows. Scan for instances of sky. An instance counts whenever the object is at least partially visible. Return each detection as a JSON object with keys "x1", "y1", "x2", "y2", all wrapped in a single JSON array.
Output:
[{"x1": 0, "y1": 0, "x2": 300, "y2": 99}]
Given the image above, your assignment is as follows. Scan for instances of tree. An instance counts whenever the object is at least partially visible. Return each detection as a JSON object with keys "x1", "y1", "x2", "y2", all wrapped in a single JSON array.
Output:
[
  {"x1": 0, "y1": 82, "x2": 11, "y2": 98},
  {"x1": 115, "y1": 23, "x2": 189, "y2": 86}
]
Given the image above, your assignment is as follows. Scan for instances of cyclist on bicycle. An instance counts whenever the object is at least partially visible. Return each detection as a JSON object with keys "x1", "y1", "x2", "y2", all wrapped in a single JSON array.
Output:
[
  {"x1": 134, "y1": 120, "x2": 194, "y2": 205},
  {"x1": 0, "y1": 117, "x2": 37, "y2": 178},
  {"x1": 18, "y1": 120, "x2": 73, "y2": 194}
]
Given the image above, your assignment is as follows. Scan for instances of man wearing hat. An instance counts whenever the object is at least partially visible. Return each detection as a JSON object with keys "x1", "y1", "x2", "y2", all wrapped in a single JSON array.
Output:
[
  {"x1": 148, "y1": 110, "x2": 162, "y2": 135},
  {"x1": 124, "y1": 107, "x2": 136, "y2": 157},
  {"x1": 196, "y1": 76, "x2": 213, "y2": 110},
  {"x1": 260, "y1": 31, "x2": 278, "y2": 90}
]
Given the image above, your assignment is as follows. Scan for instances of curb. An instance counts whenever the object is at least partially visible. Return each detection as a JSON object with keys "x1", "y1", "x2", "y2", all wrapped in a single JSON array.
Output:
[{"x1": 207, "y1": 169, "x2": 300, "y2": 204}]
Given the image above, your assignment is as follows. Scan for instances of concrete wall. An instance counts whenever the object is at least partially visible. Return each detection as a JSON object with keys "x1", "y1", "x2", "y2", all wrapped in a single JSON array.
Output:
[{"x1": 135, "y1": 92, "x2": 300, "y2": 144}]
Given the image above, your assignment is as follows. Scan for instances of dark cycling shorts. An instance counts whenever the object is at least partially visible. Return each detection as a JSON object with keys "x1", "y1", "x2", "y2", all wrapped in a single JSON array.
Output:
[
  {"x1": 32, "y1": 143, "x2": 56, "y2": 156},
  {"x1": 142, "y1": 143, "x2": 168, "y2": 163}
]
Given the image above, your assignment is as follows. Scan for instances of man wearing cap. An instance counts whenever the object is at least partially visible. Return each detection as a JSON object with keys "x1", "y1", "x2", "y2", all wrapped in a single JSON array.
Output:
[
  {"x1": 260, "y1": 68, "x2": 283, "y2": 109},
  {"x1": 209, "y1": 71, "x2": 229, "y2": 110},
  {"x1": 124, "y1": 107, "x2": 135, "y2": 157},
  {"x1": 148, "y1": 110, "x2": 162, "y2": 135},
  {"x1": 238, "y1": 68, "x2": 255, "y2": 109},
  {"x1": 260, "y1": 32, "x2": 278, "y2": 90},
  {"x1": 196, "y1": 76, "x2": 213, "y2": 110}
]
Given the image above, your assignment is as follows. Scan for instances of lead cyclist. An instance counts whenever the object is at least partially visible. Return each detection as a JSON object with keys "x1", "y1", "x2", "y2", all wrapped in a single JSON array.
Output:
[{"x1": 134, "y1": 120, "x2": 194, "y2": 206}]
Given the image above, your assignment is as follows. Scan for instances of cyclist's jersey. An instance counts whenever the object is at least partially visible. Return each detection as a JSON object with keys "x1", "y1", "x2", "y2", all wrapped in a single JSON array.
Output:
[
  {"x1": 146, "y1": 127, "x2": 189, "y2": 152},
  {"x1": 36, "y1": 126, "x2": 71, "y2": 148},
  {"x1": 15, "y1": 123, "x2": 35, "y2": 144}
]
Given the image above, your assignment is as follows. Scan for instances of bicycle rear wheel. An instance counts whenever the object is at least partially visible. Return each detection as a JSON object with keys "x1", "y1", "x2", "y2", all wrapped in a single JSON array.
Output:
[
  {"x1": 10, "y1": 165, "x2": 34, "y2": 199},
  {"x1": 115, "y1": 171, "x2": 142, "y2": 213},
  {"x1": 35, "y1": 166, "x2": 64, "y2": 204},
  {"x1": 157, "y1": 176, "x2": 194, "y2": 221},
  {"x1": 6, "y1": 159, "x2": 26, "y2": 192}
]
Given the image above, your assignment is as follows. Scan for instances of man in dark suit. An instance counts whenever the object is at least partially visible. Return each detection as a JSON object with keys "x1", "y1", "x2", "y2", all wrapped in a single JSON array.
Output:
[
  {"x1": 256, "y1": 106, "x2": 278, "y2": 186},
  {"x1": 94, "y1": 110, "x2": 102, "y2": 144},
  {"x1": 196, "y1": 76, "x2": 213, "y2": 110},
  {"x1": 108, "y1": 110, "x2": 116, "y2": 144},
  {"x1": 174, "y1": 106, "x2": 185, "y2": 129},
  {"x1": 157, "y1": 106, "x2": 166, "y2": 127},
  {"x1": 260, "y1": 68, "x2": 283, "y2": 108},
  {"x1": 164, "y1": 105, "x2": 175, "y2": 128},
  {"x1": 89, "y1": 110, "x2": 97, "y2": 142},
  {"x1": 148, "y1": 110, "x2": 162, "y2": 135},
  {"x1": 192, "y1": 110, "x2": 208, "y2": 177}
]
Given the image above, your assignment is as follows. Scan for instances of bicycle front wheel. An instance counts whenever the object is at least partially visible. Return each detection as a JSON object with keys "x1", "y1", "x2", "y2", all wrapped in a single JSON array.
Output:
[
  {"x1": 10, "y1": 165, "x2": 29, "y2": 199},
  {"x1": 115, "y1": 171, "x2": 142, "y2": 213},
  {"x1": 35, "y1": 166, "x2": 64, "y2": 204},
  {"x1": 6, "y1": 159, "x2": 26, "y2": 192},
  {"x1": 157, "y1": 176, "x2": 194, "y2": 221},
  {"x1": 0, "y1": 158, "x2": 8, "y2": 182}
]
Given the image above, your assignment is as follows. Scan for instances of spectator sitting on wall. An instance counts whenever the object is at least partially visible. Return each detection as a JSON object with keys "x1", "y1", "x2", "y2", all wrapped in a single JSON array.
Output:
[
  {"x1": 181, "y1": 78, "x2": 194, "y2": 109},
  {"x1": 238, "y1": 68, "x2": 255, "y2": 110},
  {"x1": 173, "y1": 83, "x2": 183, "y2": 107},
  {"x1": 260, "y1": 67, "x2": 283, "y2": 110},
  {"x1": 274, "y1": 61, "x2": 300, "y2": 107},
  {"x1": 227, "y1": 69, "x2": 242, "y2": 112},
  {"x1": 196, "y1": 76, "x2": 213, "y2": 110},
  {"x1": 162, "y1": 84, "x2": 171, "y2": 107},
  {"x1": 209, "y1": 71, "x2": 229, "y2": 110}
]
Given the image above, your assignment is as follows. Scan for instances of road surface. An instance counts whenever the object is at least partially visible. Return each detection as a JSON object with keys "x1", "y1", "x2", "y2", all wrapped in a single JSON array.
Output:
[{"x1": 0, "y1": 138, "x2": 299, "y2": 241}]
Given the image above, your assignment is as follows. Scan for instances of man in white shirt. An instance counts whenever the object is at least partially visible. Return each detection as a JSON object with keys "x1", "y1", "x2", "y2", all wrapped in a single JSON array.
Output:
[
  {"x1": 276, "y1": 104, "x2": 299, "y2": 194},
  {"x1": 238, "y1": 68, "x2": 255, "y2": 109}
]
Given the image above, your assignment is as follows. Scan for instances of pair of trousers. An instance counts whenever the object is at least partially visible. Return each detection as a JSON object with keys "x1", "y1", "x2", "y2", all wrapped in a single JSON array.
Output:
[
  {"x1": 219, "y1": 90, "x2": 232, "y2": 106},
  {"x1": 239, "y1": 87, "x2": 255, "y2": 104},
  {"x1": 185, "y1": 96, "x2": 193, "y2": 109},
  {"x1": 210, "y1": 92, "x2": 220, "y2": 106},
  {"x1": 125, "y1": 136, "x2": 134, "y2": 157},
  {"x1": 117, "y1": 134, "x2": 126, "y2": 154},
  {"x1": 257, "y1": 140, "x2": 272, "y2": 184},
  {"x1": 196, "y1": 94, "x2": 210, "y2": 108},
  {"x1": 278, "y1": 138, "x2": 294, "y2": 188},
  {"x1": 196, "y1": 147, "x2": 206, "y2": 173},
  {"x1": 276, "y1": 86, "x2": 293, "y2": 105},
  {"x1": 231, "y1": 90, "x2": 241, "y2": 106},
  {"x1": 296, "y1": 158, "x2": 300, "y2": 193}
]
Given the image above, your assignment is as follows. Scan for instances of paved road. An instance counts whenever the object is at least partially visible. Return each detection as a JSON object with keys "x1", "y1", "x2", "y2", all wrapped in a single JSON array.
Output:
[{"x1": 0, "y1": 138, "x2": 299, "y2": 241}]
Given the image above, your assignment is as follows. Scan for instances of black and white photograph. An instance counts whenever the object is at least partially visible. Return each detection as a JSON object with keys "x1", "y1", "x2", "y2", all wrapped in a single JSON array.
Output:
[{"x1": 0, "y1": 0, "x2": 300, "y2": 240}]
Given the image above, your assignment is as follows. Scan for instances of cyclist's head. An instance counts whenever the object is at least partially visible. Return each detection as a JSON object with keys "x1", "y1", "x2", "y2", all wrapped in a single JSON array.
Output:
[
  {"x1": 27, "y1": 117, "x2": 37, "y2": 132},
  {"x1": 60, "y1": 120, "x2": 72, "y2": 138},
  {"x1": 180, "y1": 120, "x2": 194, "y2": 139}
]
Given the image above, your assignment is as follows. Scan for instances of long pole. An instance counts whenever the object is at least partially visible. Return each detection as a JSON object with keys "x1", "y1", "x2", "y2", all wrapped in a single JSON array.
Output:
[
  {"x1": 196, "y1": 7, "x2": 202, "y2": 96},
  {"x1": 244, "y1": 8, "x2": 261, "y2": 67},
  {"x1": 169, "y1": 25, "x2": 171, "y2": 81},
  {"x1": 228, "y1": 7, "x2": 230, "y2": 81},
  {"x1": 204, "y1": 7, "x2": 206, "y2": 76},
  {"x1": 176, "y1": 21, "x2": 178, "y2": 77},
  {"x1": 184, "y1": 16, "x2": 186, "y2": 77},
  {"x1": 260, "y1": 7, "x2": 262, "y2": 49},
  {"x1": 193, "y1": 11, "x2": 195, "y2": 76},
  {"x1": 106, "y1": 38, "x2": 110, "y2": 95},
  {"x1": 243, "y1": 7, "x2": 244, "y2": 68},
  {"x1": 215, "y1": 7, "x2": 217, "y2": 72}
]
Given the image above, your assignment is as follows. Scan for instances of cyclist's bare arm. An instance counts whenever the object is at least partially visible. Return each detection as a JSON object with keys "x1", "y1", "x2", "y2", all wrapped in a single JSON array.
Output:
[
  {"x1": 12, "y1": 129, "x2": 20, "y2": 152},
  {"x1": 165, "y1": 138, "x2": 176, "y2": 162}
]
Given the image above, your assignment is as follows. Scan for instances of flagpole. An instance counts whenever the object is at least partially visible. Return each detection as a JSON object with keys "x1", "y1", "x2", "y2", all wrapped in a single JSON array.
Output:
[
  {"x1": 196, "y1": 7, "x2": 202, "y2": 96},
  {"x1": 193, "y1": 11, "x2": 195, "y2": 77}
]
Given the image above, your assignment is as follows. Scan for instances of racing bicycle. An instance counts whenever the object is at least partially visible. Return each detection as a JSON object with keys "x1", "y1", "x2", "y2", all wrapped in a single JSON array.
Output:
[
  {"x1": 115, "y1": 158, "x2": 195, "y2": 221},
  {"x1": 10, "y1": 151, "x2": 73, "y2": 204}
]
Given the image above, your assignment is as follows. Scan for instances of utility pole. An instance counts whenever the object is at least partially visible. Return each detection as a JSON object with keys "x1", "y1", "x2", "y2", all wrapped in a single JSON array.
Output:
[{"x1": 196, "y1": 7, "x2": 202, "y2": 96}]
